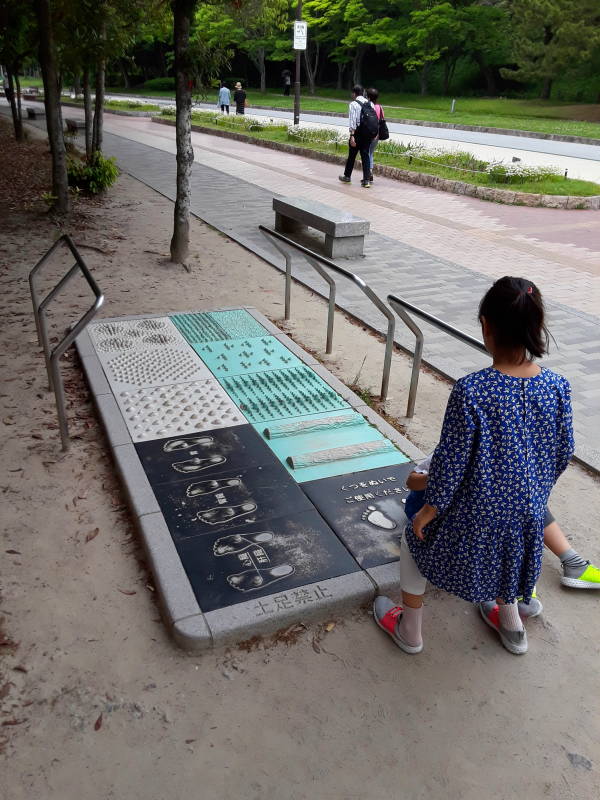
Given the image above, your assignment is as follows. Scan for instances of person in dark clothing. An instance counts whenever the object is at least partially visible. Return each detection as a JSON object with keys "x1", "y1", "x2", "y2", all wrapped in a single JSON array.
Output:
[
  {"x1": 281, "y1": 69, "x2": 292, "y2": 96},
  {"x1": 233, "y1": 81, "x2": 246, "y2": 115},
  {"x1": 338, "y1": 85, "x2": 376, "y2": 188}
]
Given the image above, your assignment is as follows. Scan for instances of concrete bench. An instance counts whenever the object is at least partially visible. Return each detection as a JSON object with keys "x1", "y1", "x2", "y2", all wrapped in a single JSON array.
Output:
[
  {"x1": 65, "y1": 118, "x2": 85, "y2": 134},
  {"x1": 273, "y1": 196, "x2": 370, "y2": 258},
  {"x1": 27, "y1": 107, "x2": 45, "y2": 119}
]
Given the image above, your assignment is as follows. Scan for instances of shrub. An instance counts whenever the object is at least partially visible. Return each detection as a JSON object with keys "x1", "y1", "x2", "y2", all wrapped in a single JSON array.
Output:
[
  {"x1": 487, "y1": 163, "x2": 561, "y2": 184},
  {"x1": 142, "y1": 77, "x2": 175, "y2": 91},
  {"x1": 67, "y1": 152, "x2": 119, "y2": 194}
]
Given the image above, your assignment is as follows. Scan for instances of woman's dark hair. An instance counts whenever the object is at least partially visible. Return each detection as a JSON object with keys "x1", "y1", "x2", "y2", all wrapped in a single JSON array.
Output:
[
  {"x1": 478, "y1": 276, "x2": 549, "y2": 360},
  {"x1": 366, "y1": 87, "x2": 379, "y2": 102},
  {"x1": 352, "y1": 84, "x2": 364, "y2": 97}
]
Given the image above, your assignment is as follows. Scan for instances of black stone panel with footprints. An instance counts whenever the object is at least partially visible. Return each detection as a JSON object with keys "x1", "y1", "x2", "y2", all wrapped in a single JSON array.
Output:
[
  {"x1": 301, "y1": 463, "x2": 415, "y2": 568},
  {"x1": 175, "y1": 509, "x2": 360, "y2": 613}
]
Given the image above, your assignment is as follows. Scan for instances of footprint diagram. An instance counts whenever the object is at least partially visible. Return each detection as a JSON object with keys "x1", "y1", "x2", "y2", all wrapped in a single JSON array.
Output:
[
  {"x1": 211, "y1": 530, "x2": 295, "y2": 593},
  {"x1": 361, "y1": 505, "x2": 397, "y2": 530}
]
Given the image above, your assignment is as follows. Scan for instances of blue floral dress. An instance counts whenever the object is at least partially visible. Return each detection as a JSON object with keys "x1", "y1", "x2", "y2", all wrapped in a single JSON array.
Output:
[{"x1": 406, "y1": 367, "x2": 574, "y2": 603}]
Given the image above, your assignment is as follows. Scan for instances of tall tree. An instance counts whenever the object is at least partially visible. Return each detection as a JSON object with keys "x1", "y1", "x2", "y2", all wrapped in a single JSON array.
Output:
[
  {"x1": 502, "y1": 0, "x2": 600, "y2": 99},
  {"x1": 35, "y1": 0, "x2": 69, "y2": 213},
  {"x1": 0, "y1": 0, "x2": 36, "y2": 141},
  {"x1": 170, "y1": 0, "x2": 230, "y2": 265}
]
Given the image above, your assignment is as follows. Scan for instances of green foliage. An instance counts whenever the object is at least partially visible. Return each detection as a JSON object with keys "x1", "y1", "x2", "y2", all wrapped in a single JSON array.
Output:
[
  {"x1": 143, "y1": 77, "x2": 176, "y2": 91},
  {"x1": 67, "y1": 152, "x2": 119, "y2": 193}
]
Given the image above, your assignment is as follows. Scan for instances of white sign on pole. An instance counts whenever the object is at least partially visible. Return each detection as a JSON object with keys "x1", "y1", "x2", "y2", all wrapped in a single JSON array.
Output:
[{"x1": 293, "y1": 21, "x2": 308, "y2": 50}]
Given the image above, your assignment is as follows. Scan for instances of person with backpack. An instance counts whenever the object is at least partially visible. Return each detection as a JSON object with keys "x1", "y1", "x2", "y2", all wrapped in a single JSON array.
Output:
[
  {"x1": 366, "y1": 87, "x2": 388, "y2": 182},
  {"x1": 338, "y1": 85, "x2": 379, "y2": 188}
]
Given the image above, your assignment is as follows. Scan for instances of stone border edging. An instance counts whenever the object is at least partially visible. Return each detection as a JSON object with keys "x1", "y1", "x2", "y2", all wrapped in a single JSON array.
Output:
[
  {"x1": 237, "y1": 103, "x2": 600, "y2": 147},
  {"x1": 152, "y1": 116, "x2": 600, "y2": 209}
]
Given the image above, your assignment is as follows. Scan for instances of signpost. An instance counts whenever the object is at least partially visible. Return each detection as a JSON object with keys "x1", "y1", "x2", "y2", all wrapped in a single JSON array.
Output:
[{"x1": 293, "y1": 3, "x2": 305, "y2": 126}]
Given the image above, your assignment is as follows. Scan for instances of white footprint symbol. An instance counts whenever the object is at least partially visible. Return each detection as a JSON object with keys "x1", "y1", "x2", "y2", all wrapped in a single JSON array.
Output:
[{"x1": 361, "y1": 505, "x2": 397, "y2": 530}]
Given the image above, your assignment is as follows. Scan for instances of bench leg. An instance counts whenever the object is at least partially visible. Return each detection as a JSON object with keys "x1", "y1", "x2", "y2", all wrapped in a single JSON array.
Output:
[
  {"x1": 275, "y1": 212, "x2": 302, "y2": 235},
  {"x1": 324, "y1": 234, "x2": 365, "y2": 258}
]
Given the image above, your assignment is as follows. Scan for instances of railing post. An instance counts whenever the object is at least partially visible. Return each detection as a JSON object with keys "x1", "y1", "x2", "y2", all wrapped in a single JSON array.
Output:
[
  {"x1": 30, "y1": 235, "x2": 104, "y2": 451},
  {"x1": 305, "y1": 256, "x2": 336, "y2": 354}
]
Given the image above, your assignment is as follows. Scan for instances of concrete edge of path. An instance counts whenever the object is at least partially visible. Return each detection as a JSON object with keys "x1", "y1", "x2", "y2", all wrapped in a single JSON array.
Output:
[
  {"x1": 74, "y1": 307, "x2": 424, "y2": 652},
  {"x1": 151, "y1": 117, "x2": 600, "y2": 210}
]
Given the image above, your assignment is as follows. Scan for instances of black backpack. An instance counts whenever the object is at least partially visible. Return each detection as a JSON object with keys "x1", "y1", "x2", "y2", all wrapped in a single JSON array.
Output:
[{"x1": 356, "y1": 101, "x2": 379, "y2": 140}]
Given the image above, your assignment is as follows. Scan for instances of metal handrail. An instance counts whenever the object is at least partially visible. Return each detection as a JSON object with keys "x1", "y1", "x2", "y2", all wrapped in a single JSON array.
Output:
[
  {"x1": 388, "y1": 293, "x2": 486, "y2": 418},
  {"x1": 259, "y1": 225, "x2": 395, "y2": 401},
  {"x1": 29, "y1": 235, "x2": 104, "y2": 450}
]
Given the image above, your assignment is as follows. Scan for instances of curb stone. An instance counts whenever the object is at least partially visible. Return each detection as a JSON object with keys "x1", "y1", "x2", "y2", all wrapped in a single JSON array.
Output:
[{"x1": 151, "y1": 117, "x2": 600, "y2": 210}]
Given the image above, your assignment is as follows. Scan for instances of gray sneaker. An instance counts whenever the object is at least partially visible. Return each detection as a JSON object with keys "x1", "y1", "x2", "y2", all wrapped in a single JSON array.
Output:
[
  {"x1": 479, "y1": 602, "x2": 528, "y2": 655},
  {"x1": 338, "y1": 175, "x2": 351, "y2": 183}
]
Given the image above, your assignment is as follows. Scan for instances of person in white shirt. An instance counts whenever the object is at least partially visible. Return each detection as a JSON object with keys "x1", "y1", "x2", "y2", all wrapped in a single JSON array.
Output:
[{"x1": 338, "y1": 85, "x2": 377, "y2": 188}]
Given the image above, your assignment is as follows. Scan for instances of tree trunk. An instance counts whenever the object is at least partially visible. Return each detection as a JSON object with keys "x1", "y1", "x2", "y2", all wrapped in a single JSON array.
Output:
[
  {"x1": 475, "y1": 54, "x2": 496, "y2": 95},
  {"x1": 35, "y1": 0, "x2": 69, "y2": 213},
  {"x1": 15, "y1": 73, "x2": 23, "y2": 127},
  {"x1": 170, "y1": 0, "x2": 197, "y2": 265},
  {"x1": 83, "y1": 68, "x2": 93, "y2": 159},
  {"x1": 540, "y1": 77, "x2": 552, "y2": 100},
  {"x1": 303, "y1": 41, "x2": 319, "y2": 96},
  {"x1": 5, "y1": 67, "x2": 23, "y2": 141},
  {"x1": 335, "y1": 62, "x2": 345, "y2": 90},
  {"x1": 120, "y1": 59, "x2": 131, "y2": 88},
  {"x1": 419, "y1": 63, "x2": 429, "y2": 96},
  {"x1": 352, "y1": 46, "x2": 367, "y2": 87},
  {"x1": 73, "y1": 73, "x2": 81, "y2": 98},
  {"x1": 92, "y1": 23, "x2": 106, "y2": 154}
]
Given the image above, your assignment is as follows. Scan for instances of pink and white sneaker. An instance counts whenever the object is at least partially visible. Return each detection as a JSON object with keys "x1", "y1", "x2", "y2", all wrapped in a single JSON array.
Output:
[{"x1": 372, "y1": 596, "x2": 423, "y2": 654}]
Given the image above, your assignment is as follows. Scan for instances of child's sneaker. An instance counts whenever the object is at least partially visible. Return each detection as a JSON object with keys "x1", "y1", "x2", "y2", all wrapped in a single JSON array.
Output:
[
  {"x1": 517, "y1": 587, "x2": 543, "y2": 618},
  {"x1": 561, "y1": 561, "x2": 600, "y2": 589},
  {"x1": 373, "y1": 596, "x2": 423, "y2": 654},
  {"x1": 479, "y1": 602, "x2": 528, "y2": 655}
]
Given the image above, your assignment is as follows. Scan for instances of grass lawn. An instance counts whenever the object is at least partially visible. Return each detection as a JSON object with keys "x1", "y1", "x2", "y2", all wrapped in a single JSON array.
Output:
[
  {"x1": 107, "y1": 82, "x2": 600, "y2": 140},
  {"x1": 161, "y1": 110, "x2": 600, "y2": 198}
]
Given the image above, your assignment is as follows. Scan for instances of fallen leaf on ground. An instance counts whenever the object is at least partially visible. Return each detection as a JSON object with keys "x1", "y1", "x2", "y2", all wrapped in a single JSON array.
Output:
[
  {"x1": 94, "y1": 713, "x2": 103, "y2": 731},
  {"x1": 5, "y1": 550, "x2": 21, "y2": 555},
  {"x1": 85, "y1": 528, "x2": 100, "y2": 543},
  {"x1": 311, "y1": 639, "x2": 321, "y2": 654},
  {"x1": 1, "y1": 719, "x2": 27, "y2": 726},
  {"x1": 325, "y1": 622, "x2": 336, "y2": 632},
  {"x1": 117, "y1": 588, "x2": 136, "y2": 596}
]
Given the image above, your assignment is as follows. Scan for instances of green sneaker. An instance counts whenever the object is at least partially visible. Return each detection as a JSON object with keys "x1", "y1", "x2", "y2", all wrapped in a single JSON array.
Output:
[{"x1": 561, "y1": 562, "x2": 600, "y2": 589}]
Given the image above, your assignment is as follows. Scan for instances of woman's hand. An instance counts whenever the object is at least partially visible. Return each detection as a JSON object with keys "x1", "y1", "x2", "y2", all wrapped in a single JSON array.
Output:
[{"x1": 413, "y1": 504, "x2": 438, "y2": 541}]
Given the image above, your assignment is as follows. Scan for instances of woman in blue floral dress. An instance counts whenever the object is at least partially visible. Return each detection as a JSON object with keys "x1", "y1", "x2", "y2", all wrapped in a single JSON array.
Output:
[{"x1": 374, "y1": 277, "x2": 574, "y2": 655}]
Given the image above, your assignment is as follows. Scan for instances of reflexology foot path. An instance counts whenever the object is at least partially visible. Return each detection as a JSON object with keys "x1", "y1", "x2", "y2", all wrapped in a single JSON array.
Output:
[{"x1": 77, "y1": 307, "x2": 421, "y2": 650}]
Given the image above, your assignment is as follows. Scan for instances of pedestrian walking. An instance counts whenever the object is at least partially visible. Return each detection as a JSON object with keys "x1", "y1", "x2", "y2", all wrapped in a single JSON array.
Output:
[
  {"x1": 233, "y1": 82, "x2": 246, "y2": 115},
  {"x1": 338, "y1": 85, "x2": 379, "y2": 188},
  {"x1": 218, "y1": 81, "x2": 231, "y2": 114},
  {"x1": 366, "y1": 87, "x2": 385, "y2": 182},
  {"x1": 373, "y1": 277, "x2": 575, "y2": 656},
  {"x1": 281, "y1": 69, "x2": 292, "y2": 96}
]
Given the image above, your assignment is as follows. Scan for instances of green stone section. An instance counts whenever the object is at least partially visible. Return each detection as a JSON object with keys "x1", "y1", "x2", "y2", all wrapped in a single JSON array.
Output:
[
  {"x1": 220, "y1": 366, "x2": 349, "y2": 423},
  {"x1": 208, "y1": 309, "x2": 267, "y2": 339},
  {"x1": 194, "y1": 336, "x2": 302, "y2": 377},
  {"x1": 170, "y1": 312, "x2": 228, "y2": 344}
]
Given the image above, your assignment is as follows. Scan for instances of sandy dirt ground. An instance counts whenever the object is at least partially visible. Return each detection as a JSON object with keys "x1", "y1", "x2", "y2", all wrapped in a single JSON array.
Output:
[{"x1": 1, "y1": 120, "x2": 599, "y2": 800}]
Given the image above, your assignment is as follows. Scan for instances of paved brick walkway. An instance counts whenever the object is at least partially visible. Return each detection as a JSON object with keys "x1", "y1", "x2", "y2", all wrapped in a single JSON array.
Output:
[{"x1": 11, "y1": 108, "x2": 600, "y2": 469}]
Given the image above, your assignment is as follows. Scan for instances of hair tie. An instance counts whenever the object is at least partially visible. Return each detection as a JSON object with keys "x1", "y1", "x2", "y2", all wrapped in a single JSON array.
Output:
[{"x1": 526, "y1": 286, "x2": 533, "y2": 294}]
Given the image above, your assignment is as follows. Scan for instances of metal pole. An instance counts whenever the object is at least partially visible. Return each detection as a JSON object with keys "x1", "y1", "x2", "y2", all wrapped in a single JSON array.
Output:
[
  {"x1": 293, "y1": 0, "x2": 302, "y2": 126},
  {"x1": 306, "y1": 256, "x2": 336, "y2": 354}
]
